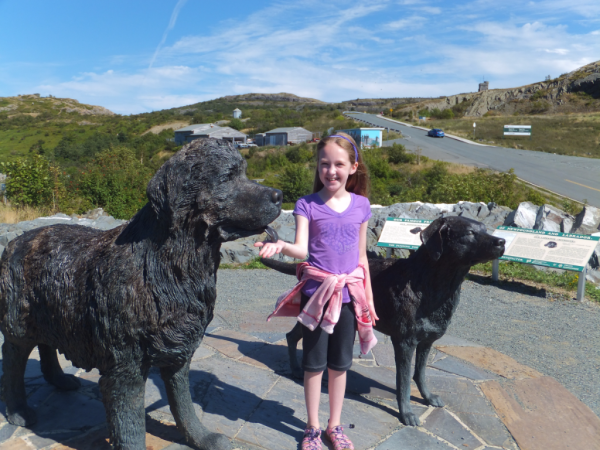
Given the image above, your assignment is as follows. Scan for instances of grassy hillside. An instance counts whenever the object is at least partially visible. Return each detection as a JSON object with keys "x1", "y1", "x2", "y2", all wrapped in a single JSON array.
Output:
[{"x1": 421, "y1": 112, "x2": 600, "y2": 158}]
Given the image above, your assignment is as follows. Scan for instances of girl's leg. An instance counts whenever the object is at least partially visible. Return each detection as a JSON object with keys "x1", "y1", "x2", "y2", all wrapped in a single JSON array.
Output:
[
  {"x1": 304, "y1": 370, "x2": 324, "y2": 428},
  {"x1": 327, "y1": 368, "x2": 346, "y2": 427},
  {"x1": 326, "y1": 301, "x2": 356, "y2": 426}
]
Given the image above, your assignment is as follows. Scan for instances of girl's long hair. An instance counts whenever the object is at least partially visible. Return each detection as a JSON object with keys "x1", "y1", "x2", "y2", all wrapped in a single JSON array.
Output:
[{"x1": 313, "y1": 132, "x2": 370, "y2": 197}]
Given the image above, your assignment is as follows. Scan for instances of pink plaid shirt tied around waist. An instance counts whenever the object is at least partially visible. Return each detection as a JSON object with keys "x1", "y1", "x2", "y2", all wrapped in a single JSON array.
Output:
[{"x1": 267, "y1": 262, "x2": 377, "y2": 355}]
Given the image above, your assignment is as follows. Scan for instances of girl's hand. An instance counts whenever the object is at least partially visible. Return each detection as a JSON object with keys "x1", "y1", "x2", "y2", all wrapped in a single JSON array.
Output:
[
  {"x1": 254, "y1": 240, "x2": 287, "y2": 258},
  {"x1": 367, "y1": 300, "x2": 379, "y2": 326}
]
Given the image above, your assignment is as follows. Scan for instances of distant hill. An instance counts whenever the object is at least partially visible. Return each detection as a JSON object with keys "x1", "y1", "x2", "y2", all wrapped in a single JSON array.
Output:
[
  {"x1": 170, "y1": 92, "x2": 327, "y2": 117},
  {"x1": 0, "y1": 94, "x2": 115, "y2": 118}
]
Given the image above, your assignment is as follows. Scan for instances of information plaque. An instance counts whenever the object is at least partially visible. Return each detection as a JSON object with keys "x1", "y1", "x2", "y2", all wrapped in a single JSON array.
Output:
[
  {"x1": 377, "y1": 218, "x2": 432, "y2": 249},
  {"x1": 493, "y1": 226, "x2": 599, "y2": 272}
]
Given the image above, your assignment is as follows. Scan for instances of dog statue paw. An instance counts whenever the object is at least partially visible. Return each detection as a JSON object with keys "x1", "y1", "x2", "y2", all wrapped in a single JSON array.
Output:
[
  {"x1": 399, "y1": 410, "x2": 421, "y2": 427},
  {"x1": 424, "y1": 393, "x2": 444, "y2": 408},
  {"x1": 7, "y1": 406, "x2": 37, "y2": 427}
]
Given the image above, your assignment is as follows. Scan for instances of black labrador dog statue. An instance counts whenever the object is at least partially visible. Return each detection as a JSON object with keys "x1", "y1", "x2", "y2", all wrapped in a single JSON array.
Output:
[
  {"x1": 262, "y1": 216, "x2": 505, "y2": 426},
  {"x1": 0, "y1": 139, "x2": 282, "y2": 450}
]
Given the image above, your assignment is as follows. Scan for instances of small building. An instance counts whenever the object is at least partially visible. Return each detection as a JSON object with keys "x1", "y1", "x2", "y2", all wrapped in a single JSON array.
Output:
[
  {"x1": 336, "y1": 128, "x2": 384, "y2": 149},
  {"x1": 254, "y1": 133, "x2": 266, "y2": 146},
  {"x1": 478, "y1": 81, "x2": 489, "y2": 92},
  {"x1": 233, "y1": 108, "x2": 242, "y2": 119},
  {"x1": 174, "y1": 124, "x2": 247, "y2": 145},
  {"x1": 262, "y1": 127, "x2": 312, "y2": 146}
]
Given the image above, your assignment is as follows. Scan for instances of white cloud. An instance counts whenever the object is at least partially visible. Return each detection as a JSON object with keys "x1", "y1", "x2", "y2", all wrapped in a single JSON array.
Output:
[
  {"x1": 385, "y1": 16, "x2": 426, "y2": 30},
  {"x1": 545, "y1": 48, "x2": 569, "y2": 55},
  {"x1": 149, "y1": 0, "x2": 189, "y2": 69},
  {"x1": 21, "y1": 0, "x2": 600, "y2": 113},
  {"x1": 37, "y1": 66, "x2": 208, "y2": 114},
  {"x1": 419, "y1": 6, "x2": 441, "y2": 14}
]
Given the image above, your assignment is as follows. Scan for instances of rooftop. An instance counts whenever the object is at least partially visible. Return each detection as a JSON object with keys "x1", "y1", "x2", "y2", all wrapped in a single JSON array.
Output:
[{"x1": 265, "y1": 127, "x2": 308, "y2": 134}]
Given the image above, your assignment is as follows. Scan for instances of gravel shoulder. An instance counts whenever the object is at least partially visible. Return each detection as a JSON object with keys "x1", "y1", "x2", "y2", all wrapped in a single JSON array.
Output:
[{"x1": 216, "y1": 269, "x2": 600, "y2": 418}]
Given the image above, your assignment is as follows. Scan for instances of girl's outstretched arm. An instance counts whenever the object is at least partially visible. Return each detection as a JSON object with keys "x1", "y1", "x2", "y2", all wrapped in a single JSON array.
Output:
[
  {"x1": 254, "y1": 214, "x2": 309, "y2": 260},
  {"x1": 359, "y1": 220, "x2": 378, "y2": 325}
]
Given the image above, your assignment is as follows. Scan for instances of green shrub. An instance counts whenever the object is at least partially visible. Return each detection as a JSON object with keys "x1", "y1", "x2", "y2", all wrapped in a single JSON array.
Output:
[
  {"x1": 229, "y1": 118, "x2": 244, "y2": 130},
  {"x1": 76, "y1": 146, "x2": 153, "y2": 219},
  {"x1": 279, "y1": 165, "x2": 313, "y2": 203},
  {"x1": 285, "y1": 143, "x2": 314, "y2": 163},
  {"x1": 385, "y1": 143, "x2": 413, "y2": 164},
  {"x1": 1, "y1": 155, "x2": 65, "y2": 209}
]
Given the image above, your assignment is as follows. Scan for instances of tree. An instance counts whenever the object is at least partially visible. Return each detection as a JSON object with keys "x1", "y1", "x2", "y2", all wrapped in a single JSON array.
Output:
[
  {"x1": 76, "y1": 146, "x2": 153, "y2": 219},
  {"x1": 229, "y1": 118, "x2": 244, "y2": 131},
  {"x1": 279, "y1": 165, "x2": 313, "y2": 203},
  {"x1": 1, "y1": 155, "x2": 65, "y2": 209}
]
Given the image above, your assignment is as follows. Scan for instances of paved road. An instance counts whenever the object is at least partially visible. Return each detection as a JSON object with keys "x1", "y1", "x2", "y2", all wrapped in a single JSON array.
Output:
[{"x1": 346, "y1": 112, "x2": 600, "y2": 207}]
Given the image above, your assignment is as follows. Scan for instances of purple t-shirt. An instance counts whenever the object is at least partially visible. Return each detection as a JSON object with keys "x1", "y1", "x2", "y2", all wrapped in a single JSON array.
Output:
[{"x1": 294, "y1": 192, "x2": 372, "y2": 302}]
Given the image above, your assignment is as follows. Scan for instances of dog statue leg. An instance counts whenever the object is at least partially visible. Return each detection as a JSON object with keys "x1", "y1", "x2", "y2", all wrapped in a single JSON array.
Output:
[
  {"x1": 160, "y1": 362, "x2": 231, "y2": 450},
  {"x1": 413, "y1": 341, "x2": 444, "y2": 407},
  {"x1": 39, "y1": 344, "x2": 81, "y2": 391},
  {"x1": 286, "y1": 323, "x2": 304, "y2": 379},
  {"x1": 391, "y1": 336, "x2": 420, "y2": 426},
  {"x1": 99, "y1": 365, "x2": 148, "y2": 450},
  {"x1": 1, "y1": 340, "x2": 37, "y2": 427}
]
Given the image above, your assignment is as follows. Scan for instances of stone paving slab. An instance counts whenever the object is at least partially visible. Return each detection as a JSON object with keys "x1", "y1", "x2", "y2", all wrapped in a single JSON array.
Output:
[
  {"x1": 0, "y1": 325, "x2": 597, "y2": 450},
  {"x1": 480, "y1": 376, "x2": 600, "y2": 450},
  {"x1": 421, "y1": 408, "x2": 483, "y2": 449},
  {"x1": 436, "y1": 346, "x2": 543, "y2": 380},
  {"x1": 374, "y1": 426, "x2": 452, "y2": 449},
  {"x1": 430, "y1": 354, "x2": 501, "y2": 381}
]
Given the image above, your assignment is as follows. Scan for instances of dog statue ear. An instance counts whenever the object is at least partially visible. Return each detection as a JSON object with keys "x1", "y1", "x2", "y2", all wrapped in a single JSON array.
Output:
[{"x1": 420, "y1": 218, "x2": 447, "y2": 261}]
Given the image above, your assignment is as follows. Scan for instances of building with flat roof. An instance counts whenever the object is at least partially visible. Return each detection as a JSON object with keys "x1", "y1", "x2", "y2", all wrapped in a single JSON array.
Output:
[
  {"x1": 174, "y1": 124, "x2": 247, "y2": 145},
  {"x1": 261, "y1": 127, "x2": 312, "y2": 146},
  {"x1": 336, "y1": 128, "x2": 384, "y2": 149}
]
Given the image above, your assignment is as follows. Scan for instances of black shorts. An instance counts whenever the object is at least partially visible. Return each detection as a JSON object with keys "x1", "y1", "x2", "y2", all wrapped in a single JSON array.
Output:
[{"x1": 300, "y1": 293, "x2": 357, "y2": 373}]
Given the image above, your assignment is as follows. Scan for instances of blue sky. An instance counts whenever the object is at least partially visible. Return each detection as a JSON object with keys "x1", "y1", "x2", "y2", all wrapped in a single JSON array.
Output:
[{"x1": 1, "y1": 0, "x2": 598, "y2": 115}]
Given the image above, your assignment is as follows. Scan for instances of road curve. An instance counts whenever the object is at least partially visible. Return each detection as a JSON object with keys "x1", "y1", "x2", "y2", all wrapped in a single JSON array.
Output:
[{"x1": 345, "y1": 112, "x2": 600, "y2": 207}]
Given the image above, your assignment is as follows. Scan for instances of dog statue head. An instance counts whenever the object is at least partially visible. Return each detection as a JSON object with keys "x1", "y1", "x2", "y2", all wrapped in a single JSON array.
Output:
[
  {"x1": 420, "y1": 216, "x2": 505, "y2": 265},
  {"x1": 145, "y1": 138, "x2": 282, "y2": 241}
]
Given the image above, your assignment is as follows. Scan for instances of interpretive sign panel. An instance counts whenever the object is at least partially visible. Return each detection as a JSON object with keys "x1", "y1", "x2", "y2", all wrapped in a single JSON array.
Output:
[
  {"x1": 377, "y1": 217, "x2": 432, "y2": 249},
  {"x1": 504, "y1": 125, "x2": 531, "y2": 136},
  {"x1": 493, "y1": 226, "x2": 599, "y2": 272}
]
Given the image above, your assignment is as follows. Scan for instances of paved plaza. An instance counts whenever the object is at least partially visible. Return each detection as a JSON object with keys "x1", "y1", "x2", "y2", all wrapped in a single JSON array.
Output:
[{"x1": 0, "y1": 309, "x2": 599, "y2": 450}]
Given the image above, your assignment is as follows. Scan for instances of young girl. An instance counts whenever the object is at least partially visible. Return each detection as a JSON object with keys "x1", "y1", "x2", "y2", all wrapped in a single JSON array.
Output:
[{"x1": 255, "y1": 132, "x2": 378, "y2": 450}]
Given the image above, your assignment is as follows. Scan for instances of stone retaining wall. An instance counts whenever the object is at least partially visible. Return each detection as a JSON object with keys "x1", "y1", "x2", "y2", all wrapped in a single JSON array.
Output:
[{"x1": 0, "y1": 203, "x2": 598, "y2": 284}]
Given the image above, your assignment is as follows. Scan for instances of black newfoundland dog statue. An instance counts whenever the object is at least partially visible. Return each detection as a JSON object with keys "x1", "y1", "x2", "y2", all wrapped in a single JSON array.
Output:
[{"x1": 0, "y1": 139, "x2": 282, "y2": 450}]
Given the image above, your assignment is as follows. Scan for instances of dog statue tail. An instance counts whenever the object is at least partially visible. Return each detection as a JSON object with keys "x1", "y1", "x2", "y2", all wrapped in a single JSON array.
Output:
[{"x1": 260, "y1": 258, "x2": 297, "y2": 276}]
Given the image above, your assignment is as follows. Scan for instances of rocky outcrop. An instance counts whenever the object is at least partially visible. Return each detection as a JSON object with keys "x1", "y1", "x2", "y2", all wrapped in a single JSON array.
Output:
[
  {"x1": 61, "y1": 105, "x2": 114, "y2": 116},
  {"x1": 0, "y1": 208, "x2": 125, "y2": 256},
  {"x1": 571, "y1": 73, "x2": 600, "y2": 98},
  {"x1": 395, "y1": 60, "x2": 600, "y2": 117},
  {"x1": 572, "y1": 205, "x2": 600, "y2": 235}
]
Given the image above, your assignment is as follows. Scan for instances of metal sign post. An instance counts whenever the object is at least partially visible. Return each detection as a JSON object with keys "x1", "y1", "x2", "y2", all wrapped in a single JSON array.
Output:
[{"x1": 577, "y1": 268, "x2": 587, "y2": 301}]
